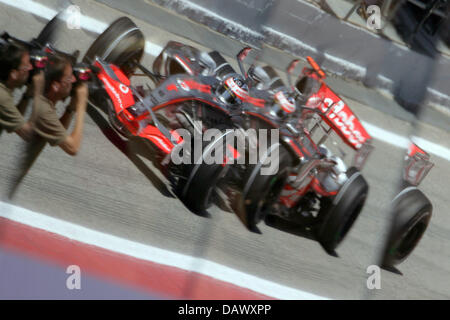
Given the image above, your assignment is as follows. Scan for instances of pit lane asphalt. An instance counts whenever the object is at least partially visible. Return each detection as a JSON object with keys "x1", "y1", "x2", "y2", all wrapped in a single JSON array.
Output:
[{"x1": 0, "y1": 0, "x2": 449, "y2": 299}]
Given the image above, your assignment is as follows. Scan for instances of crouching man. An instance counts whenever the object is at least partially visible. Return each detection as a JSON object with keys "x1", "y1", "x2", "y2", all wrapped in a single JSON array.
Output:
[
  {"x1": 31, "y1": 54, "x2": 88, "y2": 155},
  {"x1": 0, "y1": 41, "x2": 35, "y2": 140},
  {"x1": 7, "y1": 50, "x2": 89, "y2": 200}
]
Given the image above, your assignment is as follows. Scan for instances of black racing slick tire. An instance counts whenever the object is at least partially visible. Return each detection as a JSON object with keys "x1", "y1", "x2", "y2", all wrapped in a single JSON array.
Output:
[
  {"x1": 83, "y1": 17, "x2": 145, "y2": 76},
  {"x1": 242, "y1": 144, "x2": 293, "y2": 230},
  {"x1": 382, "y1": 188, "x2": 432, "y2": 268},
  {"x1": 35, "y1": 13, "x2": 66, "y2": 49},
  {"x1": 317, "y1": 167, "x2": 368, "y2": 253},
  {"x1": 173, "y1": 131, "x2": 233, "y2": 216}
]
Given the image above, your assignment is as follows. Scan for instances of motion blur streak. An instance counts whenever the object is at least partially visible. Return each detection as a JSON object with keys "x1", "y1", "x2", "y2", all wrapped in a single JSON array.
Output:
[
  {"x1": 0, "y1": 0, "x2": 163, "y2": 55},
  {"x1": 362, "y1": 121, "x2": 450, "y2": 162},
  {"x1": 1, "y1": 0, "x2": 447, "y2": 162}
]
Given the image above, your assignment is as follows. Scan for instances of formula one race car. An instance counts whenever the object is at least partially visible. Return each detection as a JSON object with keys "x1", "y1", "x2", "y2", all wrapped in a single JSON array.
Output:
[
  {"x1": 83, "y1": 18, "x2": 252, "y2": 214},
  {"x1": 155, "y1": 41, "x2": 373, "y2": 253},
  {"x1": 227, "y1": 56, "x2": 374, "y2": 254},
  {"x1": 81, "y1": 17, "x2": 432, "y2": 258},
  {"x1": 291, "y1": 57, "x2": 435, "y2": 263}
]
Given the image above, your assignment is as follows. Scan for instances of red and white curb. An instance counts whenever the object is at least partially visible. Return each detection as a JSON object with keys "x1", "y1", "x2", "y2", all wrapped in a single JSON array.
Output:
[{"x1": 0, "y1": 201, "x2": 329, "y2": 300}]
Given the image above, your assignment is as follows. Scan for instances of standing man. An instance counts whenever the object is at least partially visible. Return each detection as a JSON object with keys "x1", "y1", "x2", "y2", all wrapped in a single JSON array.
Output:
[{"x1": 0, "y1": 41, "x2": 35, "y2": 140}]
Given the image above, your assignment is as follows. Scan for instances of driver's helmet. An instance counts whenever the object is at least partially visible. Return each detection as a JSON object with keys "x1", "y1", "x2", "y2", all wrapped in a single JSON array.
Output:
[
  {"x1": 216, "y1": 75, "x2": 249, "y2": 105},
  {"x1": 274, "y1": 90, "x2": 296, "y2": 114}
]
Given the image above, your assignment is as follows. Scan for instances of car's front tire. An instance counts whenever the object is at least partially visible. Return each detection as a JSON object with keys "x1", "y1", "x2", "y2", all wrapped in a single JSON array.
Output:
[
  {"x1": 83, "y1": 17, "x2": 145, "y2": 76},
  {"x1": 317, "y1": 167, "x2": 368, "y2": 253}
]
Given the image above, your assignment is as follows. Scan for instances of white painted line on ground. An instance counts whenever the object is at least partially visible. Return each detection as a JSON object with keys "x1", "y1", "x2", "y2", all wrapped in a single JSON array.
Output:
[
  {"x1": 412, "y1": 137, "x2": 450, "y2": 162},
  {"x1": 362, "y1": 121, "x2": 450, "y2": 162},
  {"x1": 0, "y1": 201, "x2": 329, "y2": 300},
  {"x1": 0, "y1": 0, "x2": 56, "y2": 20},
  {"x1": 362, "y1": 121, "x2": 410, "y2": 148}
]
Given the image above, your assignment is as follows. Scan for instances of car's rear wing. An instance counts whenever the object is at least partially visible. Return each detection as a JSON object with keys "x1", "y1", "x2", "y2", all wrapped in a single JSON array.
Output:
[
  {"x1": 403, "y1": 143, "x2": 434, "y2": 186},
  {"x1": 305, "y1": 84, "x2": 372, "y2": 151}
]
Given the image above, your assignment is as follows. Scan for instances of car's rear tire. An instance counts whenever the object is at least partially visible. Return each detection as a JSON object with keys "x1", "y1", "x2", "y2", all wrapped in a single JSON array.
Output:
[
  {"x1": 382, "y1": 188, "x2": 432, "y2": 267},
  {"x1": 317, "y1": 167, "x2": 368, "y2": 253},
  {"x1": 83, "y1": 17, "x2": 145, "y2": 76},
  {"x1": 242, "y1": 144, "x2": 293, "y2": 230}
]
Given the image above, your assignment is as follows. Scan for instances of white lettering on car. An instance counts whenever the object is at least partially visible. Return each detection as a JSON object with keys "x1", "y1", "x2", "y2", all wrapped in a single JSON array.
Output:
[
  {"x1": 119, "y1": 83, "x2": 130, "y2": 94},
  {"x1": 321, "y1": 97, "x2": 365, "y2": 149},
  {"x1": 101, "y1": 77, "x2": 124, "y2": 111}
]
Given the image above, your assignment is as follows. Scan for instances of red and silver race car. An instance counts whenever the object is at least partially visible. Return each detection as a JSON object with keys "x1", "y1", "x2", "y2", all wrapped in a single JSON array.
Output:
[
  {"x1": 293, "y1": 58, "x2": 435, "y2": 264},
  {"x1": 290, "y1": 58, "x2": 435, "y2": 261},
  {"x1": 81, "y1": 17, "x2": 434, "y2": 260},
  {"x1": 218, "y1": 55, "x2": 374, "y2": 254},
  {"x1": 83, "y1": 18, "x2": 251, "y2": 215},
  {"x1": 154, "y1": 40, "x2": 374, "y2": 253}
]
